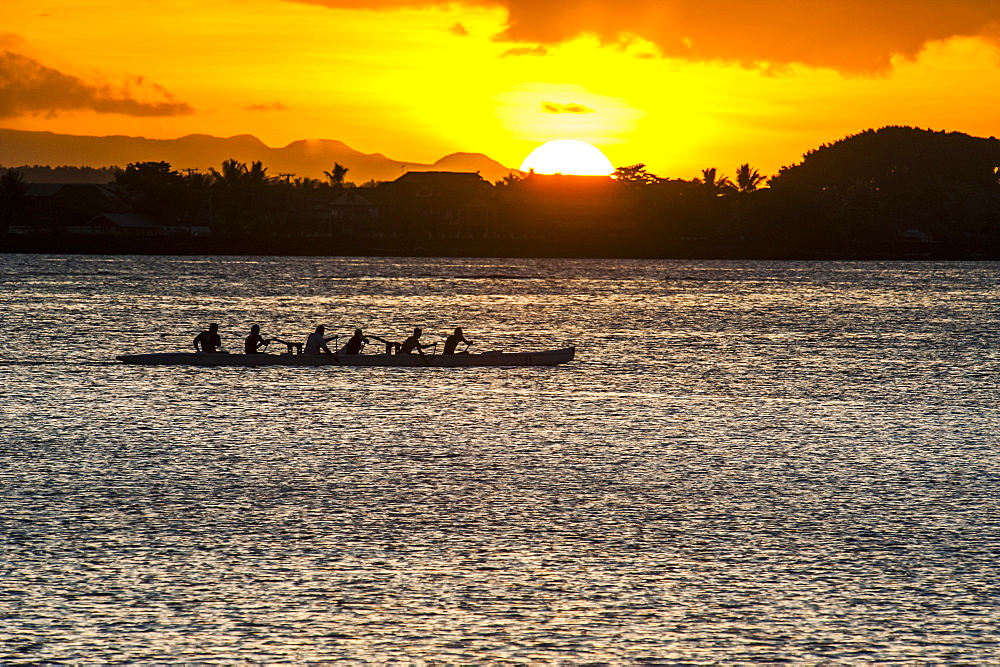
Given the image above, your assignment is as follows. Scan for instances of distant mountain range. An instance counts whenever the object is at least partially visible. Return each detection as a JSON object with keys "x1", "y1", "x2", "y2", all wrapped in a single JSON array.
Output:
[{"x1": 0, "y1": 128, "x2": 518, "y2": 184}]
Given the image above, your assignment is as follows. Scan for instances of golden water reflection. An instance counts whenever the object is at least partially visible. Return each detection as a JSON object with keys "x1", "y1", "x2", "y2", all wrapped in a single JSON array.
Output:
[{"x1": 2, "y1": 256, "x2": 999, "y2": 662}]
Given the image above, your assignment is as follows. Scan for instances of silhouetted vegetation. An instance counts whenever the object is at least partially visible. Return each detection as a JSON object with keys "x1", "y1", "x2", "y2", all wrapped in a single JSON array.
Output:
[
  {"x1": 4, "y1": 126, "x2": 1000, "y2": 258},
  {"x1": 764, "y1": 126, "x2": 1000, "y2": 250},
  {"x1": 1, "y1": 169, "x2": 30, "y2": 227},
  {"x1": 324, "y1": 163, "x2": 350, "y2": 186}
]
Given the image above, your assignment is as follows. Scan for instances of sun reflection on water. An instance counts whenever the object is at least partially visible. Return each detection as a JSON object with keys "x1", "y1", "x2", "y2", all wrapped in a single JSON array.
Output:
[{"x1": 2, "y1": 256, "x2": 999, "y2": 661}]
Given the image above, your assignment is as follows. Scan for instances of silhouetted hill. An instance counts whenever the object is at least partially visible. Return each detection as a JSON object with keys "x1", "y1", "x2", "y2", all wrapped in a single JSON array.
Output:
[
  {"x1": 429, "y1": 152, "x2": 513, "y2": 176},
  {"x1": 0, "y1": 128, "x2": 519, "y2": 184},
  {"x1": 761, "y1": 126, "x2": 1000, "y2": 248},
  {"x1": 770, "y1": 126, "x2": 1000, "y2": 192}
]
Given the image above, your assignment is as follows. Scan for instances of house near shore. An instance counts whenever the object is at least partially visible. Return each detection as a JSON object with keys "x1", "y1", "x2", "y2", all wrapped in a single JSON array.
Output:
[
  {"x1": 374, "y1": 171, "x2": 498, "y2": 239},
  {"x1": 328, "y1": 188, "x2": 383, "y2": 238},
  {"x1": 23, "y1": 183, "x2": 118, "y2": 228}
]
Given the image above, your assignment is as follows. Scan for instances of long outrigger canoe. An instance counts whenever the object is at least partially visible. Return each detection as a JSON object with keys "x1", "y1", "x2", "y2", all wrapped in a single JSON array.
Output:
[{"x1": 116, "y1": 346, "x2": 575, "y2": 367}]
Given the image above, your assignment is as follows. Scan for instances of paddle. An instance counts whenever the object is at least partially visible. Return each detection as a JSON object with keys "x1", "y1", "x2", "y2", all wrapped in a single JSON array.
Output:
[
  {"x1": 422, "y1": 341, "x2": 437, "y2": 366},
  {"x1": 368, "y1": 335, "x2": 399, "y2": 355}
]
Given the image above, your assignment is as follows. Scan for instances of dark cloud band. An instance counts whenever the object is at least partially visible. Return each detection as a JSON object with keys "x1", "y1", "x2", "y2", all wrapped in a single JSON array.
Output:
[
  {"x1": 0, "y1": 49, "x2": 194, "y2": 118},
  {"x1": 288, "y1": 0, "x2": 1000, "y2": 73}
]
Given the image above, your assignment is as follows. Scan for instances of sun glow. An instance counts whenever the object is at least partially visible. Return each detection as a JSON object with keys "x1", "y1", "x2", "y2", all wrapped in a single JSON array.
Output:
[
  {"x1": 9, "y1": 0, "x2": 1000, "y2": 181},
  {"x1": 519, "y1": 140, "x2": 616, "y2": 175}
]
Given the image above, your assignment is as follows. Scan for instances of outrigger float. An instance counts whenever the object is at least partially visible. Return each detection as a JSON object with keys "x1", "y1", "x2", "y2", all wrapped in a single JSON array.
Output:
[{"x1": 116, "y1": 347, "x2": 576, "y2": 368}]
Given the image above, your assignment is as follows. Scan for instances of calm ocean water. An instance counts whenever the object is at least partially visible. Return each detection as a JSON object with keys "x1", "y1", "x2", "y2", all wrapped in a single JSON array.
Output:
[{"x1": 2, "y1": 254, "x2": 999, "y2": 663}]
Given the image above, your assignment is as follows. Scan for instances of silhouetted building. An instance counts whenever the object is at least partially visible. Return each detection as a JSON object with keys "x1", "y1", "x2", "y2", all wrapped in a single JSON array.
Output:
[
  {"x1": 329, "y1": 188, "x2": 383, "y2": 238},
  {"x1": 375, "y1": 171, "x2": 497, "y2": 239},
  {"x1": 25, "y1": 183, "x2": 118, "y2": 228}
]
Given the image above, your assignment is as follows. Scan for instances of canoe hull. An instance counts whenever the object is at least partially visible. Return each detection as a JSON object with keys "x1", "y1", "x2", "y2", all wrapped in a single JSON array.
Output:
[{"x1": 116, "y1": 347, "x2": 575, "y2": 367}]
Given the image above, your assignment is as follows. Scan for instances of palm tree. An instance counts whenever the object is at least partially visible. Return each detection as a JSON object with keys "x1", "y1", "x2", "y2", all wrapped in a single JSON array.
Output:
[
  {"x1": 735, "y1": 163, "x2": 765, "y2": 193},
  {"x1": 184, "y1": 170, "x2": 213, "y2": 190},
  {"x1": 206, "y1": 159, "x2": 250, "y2": 233},
  {"x1": 699, "y1": 167, "x2": 733, "y2": 193},
  {"x1": 244, "y1": 161, "x2": 271, "y2": 187},
  {"x1": 324, "y1": 163, "x2": 349, "y2": 187},
  {"x1": 183, "y1": 170, "x2": 215, "y2": 227},
  {"x1": 209, "y1": 158, "x2": 247, "y2": 189}
]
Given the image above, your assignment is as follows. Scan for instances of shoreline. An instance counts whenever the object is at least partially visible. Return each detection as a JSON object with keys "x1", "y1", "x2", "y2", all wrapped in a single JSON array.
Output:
[{"x1": 3, "y1": 235, "x2": 997, "y2": 260}]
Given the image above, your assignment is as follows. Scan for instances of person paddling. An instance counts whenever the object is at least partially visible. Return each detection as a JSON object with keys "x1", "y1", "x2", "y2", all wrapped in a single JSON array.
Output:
[
  {"x1": 244, "y1": 324, "x2": 270, "y2": 354},
  {"x1": 443, "y1": 327, "x2": 473, "y2": 354},
  {"x1": 194, "y1": 323, "x2": 222, "y2": 353},
  {"x1": 304, "y1": 325, "x2": 335, "y2": 355},
  {"x1": 342, "y1": 328, "x2": 368, "y2": 355},
  {"x1": 398, "y1": 327, "x2": 433, "y2": 355}
]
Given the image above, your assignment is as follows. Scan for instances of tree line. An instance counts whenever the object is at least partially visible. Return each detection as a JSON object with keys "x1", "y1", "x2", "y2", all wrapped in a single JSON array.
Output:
[
  {"x1": 610, "y1": 127, "x2": 1000, "y2": 256},
  {"x1": 4, "y1": 126, "x2": 1000, "y2": 258},
  {"x1": 109, "y1": 158, "x2": 369, "y2": 236}
]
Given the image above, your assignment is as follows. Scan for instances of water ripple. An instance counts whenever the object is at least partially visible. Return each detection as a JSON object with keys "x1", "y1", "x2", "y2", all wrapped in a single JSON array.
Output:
[{"x1": 2, "y1": 255, "x2": 999, "y2": 662}]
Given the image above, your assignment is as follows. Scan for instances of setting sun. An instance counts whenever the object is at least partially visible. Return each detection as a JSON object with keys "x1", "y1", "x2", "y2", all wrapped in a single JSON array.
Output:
[
  {"x1": 7, "y1": 0, "x2": 1000, "y2": 179},
  {"x1": 519, "y1": 140, "x2": 616, "y2": 176}
]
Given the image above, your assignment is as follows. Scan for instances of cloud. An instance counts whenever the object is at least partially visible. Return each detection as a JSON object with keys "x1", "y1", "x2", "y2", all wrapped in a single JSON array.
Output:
[
  {"x1": 0, "y1": 49, "x2": 194, "y2": 118},
  {"x1": 499, "y1": 45, "x2": 548, "y2": 58},
  {"x1": 246, "y1": 101, "x2": 289, "y2": 111},
  {"x1": 497, "y1": 0, "x2": 1000, "y2": 73},
  {"x1": 450, "y1": 22, "x2": 470, "y2": 37},
  {"x1": 285, "y1": 0, "x2": 1000, "y2": 73},
  {"x1": 542, "y1": 101, "x2": 594, "y2": 114}
]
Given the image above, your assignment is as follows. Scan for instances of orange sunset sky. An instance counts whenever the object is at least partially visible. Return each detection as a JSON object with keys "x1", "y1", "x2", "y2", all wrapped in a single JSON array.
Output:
[{"x1": 4, "y1": 0, "x2": 1000, "y2": 179}]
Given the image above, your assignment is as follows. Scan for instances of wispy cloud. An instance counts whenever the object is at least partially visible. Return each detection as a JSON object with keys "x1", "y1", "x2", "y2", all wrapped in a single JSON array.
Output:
[
  {"x1": 245, "y1": 101, "x2": 288, "y2": 112},
  {"x1": 499, "y1": 45, "x2": 548, "y2": 58},
  {"x1": 0, "y1": 48, "x2": 194, "y2": 118},
  {"x1": 542, "y1": 101, "x2": 594, "y2": 114}
]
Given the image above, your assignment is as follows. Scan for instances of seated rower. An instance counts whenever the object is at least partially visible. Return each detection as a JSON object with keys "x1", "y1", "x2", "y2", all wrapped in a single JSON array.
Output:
[
  {"x1": 244, "y1": 324, "x2": 270, "y2": 354},
  {"x1": 398, "y1": 327, "x2": 434, "y2": 355},
  {"x1": 341, "y1": 328, "x2": 369, "y2": 355},
  {"x1": 443, "y1": 327, "x2": 473, "y2": 354},
  {"x1": 194, "y1": 323, "x2": 223, "y2": 353},
  {"x1": 304, "y1": 325, "x2": 335, "y2": 355}
]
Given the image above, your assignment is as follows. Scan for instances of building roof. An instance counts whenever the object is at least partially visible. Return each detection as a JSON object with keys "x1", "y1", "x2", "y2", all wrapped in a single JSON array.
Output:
[
  {"x1": 381, "y1": 171, "x2": 492, "y2": 195},
  {"x1": 330, "y1": 189, "x2": 377, "y2": 207}
]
